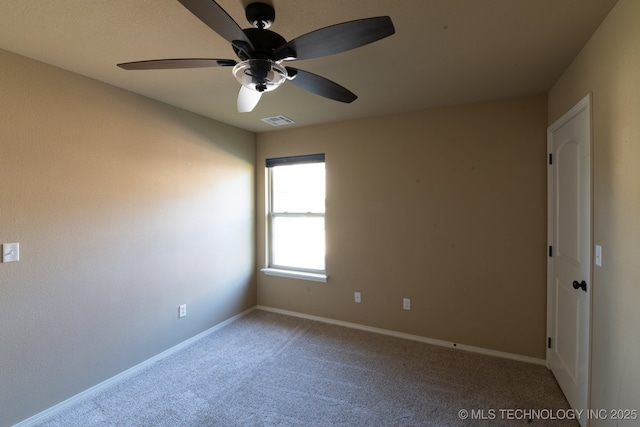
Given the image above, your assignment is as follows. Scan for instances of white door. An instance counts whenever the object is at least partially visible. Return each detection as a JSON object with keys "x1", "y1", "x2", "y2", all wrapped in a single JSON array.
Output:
[{"x1": 547, "y1": 94, "x2": 591, "y2": 426}]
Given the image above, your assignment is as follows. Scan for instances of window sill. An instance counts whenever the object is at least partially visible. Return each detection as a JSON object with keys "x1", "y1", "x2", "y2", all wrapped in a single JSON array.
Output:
[{"x1": 261, "y1": 268, "x2": 327, "y2": 283}]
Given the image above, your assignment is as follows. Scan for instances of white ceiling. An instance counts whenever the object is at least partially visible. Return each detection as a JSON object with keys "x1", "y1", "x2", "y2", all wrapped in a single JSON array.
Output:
[{"x1": 0, "y1": 0, "x2": 618, "y2": 133}]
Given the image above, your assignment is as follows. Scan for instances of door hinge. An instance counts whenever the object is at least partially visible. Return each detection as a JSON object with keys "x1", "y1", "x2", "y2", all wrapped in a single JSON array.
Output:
[
  {"x1": 548, "y1": 337, "x2": 552, "y2": 349},
  {"x1": 549, "y1": 246, "x2": 553, "y2": 257},
  {"x1": 549, "y1": 153, "x2": 553, "y2": 165}
]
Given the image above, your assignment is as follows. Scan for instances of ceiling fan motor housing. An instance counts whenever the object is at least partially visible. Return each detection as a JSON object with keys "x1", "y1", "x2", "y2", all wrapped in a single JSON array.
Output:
[{"x1": 233, "y1": 28, "x2": 287, "y2": 61}]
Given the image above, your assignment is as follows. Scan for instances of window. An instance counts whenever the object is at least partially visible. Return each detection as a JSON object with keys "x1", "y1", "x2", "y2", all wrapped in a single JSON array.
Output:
[{"x1": 262, "y1": 154, "x2": 326, "y2": 282}]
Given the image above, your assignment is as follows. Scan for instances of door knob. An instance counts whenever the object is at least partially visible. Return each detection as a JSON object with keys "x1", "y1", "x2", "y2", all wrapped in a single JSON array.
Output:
[{"x1": 573, "y1": 280, "x2": 587, "y2": 292}]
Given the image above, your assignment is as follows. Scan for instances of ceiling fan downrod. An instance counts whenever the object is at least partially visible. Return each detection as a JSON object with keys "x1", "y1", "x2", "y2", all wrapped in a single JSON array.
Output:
[{"x1": 245, "y1": 2, "x2": 275, "y2": 29}]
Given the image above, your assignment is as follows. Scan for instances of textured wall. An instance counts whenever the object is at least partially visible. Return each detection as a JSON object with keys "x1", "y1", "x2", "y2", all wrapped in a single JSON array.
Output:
[
  {"x1": 548, "y1": 0, "x2": 640, "y2": 421},
  {"x1": 256, "y1": 94, "x2": 548, "y2": 359},
  {"x1": 0, "y1": 49, "x2": 256, "y2": 426}
]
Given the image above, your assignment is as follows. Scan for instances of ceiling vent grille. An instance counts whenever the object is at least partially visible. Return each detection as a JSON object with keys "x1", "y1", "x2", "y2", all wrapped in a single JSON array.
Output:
[{"x1": 261, "y1": 115, "x2": 295, "y2": 126}]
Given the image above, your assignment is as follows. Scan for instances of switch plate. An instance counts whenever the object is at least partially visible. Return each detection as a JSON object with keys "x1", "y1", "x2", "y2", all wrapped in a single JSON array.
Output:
[
  {"x1": 595, "y1": 245, "x2": 602, "y2": 267},
  {"x1": 179, "y1": 304, "x2": 186, "y2": 318},
  {"x1": 403, "y1": 298, "x2": 411, "y2": 310},
  {"x1": 2, "y1": 243, "x2": 19, "y2": 263},
  {"x1": 354, "y1": 292, "x2": 361, "y2": 303}
]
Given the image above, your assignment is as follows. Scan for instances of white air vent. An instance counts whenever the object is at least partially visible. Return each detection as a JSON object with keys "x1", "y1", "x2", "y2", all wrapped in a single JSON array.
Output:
[{"x1": 261, "y1": 115, "x2": 295, "y2": 126}]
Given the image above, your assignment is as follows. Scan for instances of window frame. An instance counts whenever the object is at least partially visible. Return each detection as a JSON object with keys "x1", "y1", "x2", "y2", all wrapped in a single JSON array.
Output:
[{"x1": 261, "y1": 154, "x2": 327, "y2": 282}]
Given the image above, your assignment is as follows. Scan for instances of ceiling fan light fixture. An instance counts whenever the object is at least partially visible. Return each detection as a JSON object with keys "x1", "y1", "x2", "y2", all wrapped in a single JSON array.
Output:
[
  {"x1": 118, "y1": 1, "x2": 396, "y2": 111},
  {"x1": 232, "y1": 59, "x2": 287, "y2": 92}
]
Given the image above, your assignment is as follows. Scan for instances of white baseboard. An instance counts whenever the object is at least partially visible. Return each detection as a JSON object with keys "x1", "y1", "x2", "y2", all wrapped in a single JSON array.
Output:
[
  {"x1": 256, "y1": 305, "x2": 546, "y2": 366},
  {"x1": 13, "y1": 307, "x2": 256, "y2": 427}
]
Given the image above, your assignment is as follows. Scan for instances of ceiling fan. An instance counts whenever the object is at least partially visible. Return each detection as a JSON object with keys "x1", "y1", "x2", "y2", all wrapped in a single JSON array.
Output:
[{"x1": 117, "y1": 0, "x2": 395, "y2": 112}]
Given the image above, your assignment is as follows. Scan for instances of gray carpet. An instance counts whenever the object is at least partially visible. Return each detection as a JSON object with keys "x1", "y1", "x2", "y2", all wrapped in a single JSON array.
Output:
[{"x1": 35, "y1": 310, "x2": 577, "y2": 426}]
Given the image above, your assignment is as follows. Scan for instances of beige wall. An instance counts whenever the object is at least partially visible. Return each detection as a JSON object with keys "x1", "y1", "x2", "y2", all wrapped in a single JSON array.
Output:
[
  {"x1": 0, "y1": 49, "x2": 256, "y2": 426},
  {"x1": 548, "y1": 0, "x2": 640, "y2": 420},
  {"x1": 256, "y1": 94, "x2": 548, "y2": 359},
  {"x1": 9, "y1": 1, "x2": 639, "y2": 418}
]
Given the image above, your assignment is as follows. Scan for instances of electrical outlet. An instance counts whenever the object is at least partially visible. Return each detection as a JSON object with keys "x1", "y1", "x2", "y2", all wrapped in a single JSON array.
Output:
[
  {"x1": 354, "y1": 292, "x2": 361, "y2": 303},
  {"x1": 403, "y1": 298, "x2": 411, "y2": 310},
  {"x1": 179, "y1": 304, "x2": 186, "y2": 318}
]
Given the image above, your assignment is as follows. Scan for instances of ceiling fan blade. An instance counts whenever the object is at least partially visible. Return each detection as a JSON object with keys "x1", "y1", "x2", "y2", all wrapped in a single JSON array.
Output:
[
  {"x1": 177, "y1": 0, "x2": 254, "y2": 51},
  {"x1": 237, "y1": 86, "x2": 262, "y2": 112},
  {"x1": 285, "y1": 67, "x2": 357, "y2": 103},
  {"x1": 276, "y1": 16, "x2": 395, "y2": 61},
  {"x1": 117, "y1": 58, "x2": 237, "y2": 70}
]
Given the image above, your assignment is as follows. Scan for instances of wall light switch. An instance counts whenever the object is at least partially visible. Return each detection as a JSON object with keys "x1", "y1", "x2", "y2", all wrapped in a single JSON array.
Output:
[
  {"x1": 403, "y1": 298, "x2": 411, "y2": 310},
  {"x1": 595, "y1": 245, "x2": 602, "y2": 267},
  {"x1": 354, "y1": 292, "x2": 361, "y2": 303},
  {"x1": 2, "y1": 243, "x2": 19, "y2": 263}
]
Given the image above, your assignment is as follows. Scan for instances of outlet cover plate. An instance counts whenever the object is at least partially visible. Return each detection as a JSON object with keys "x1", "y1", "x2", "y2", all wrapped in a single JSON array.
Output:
[
  {"x1": 595, "y1": 245, "x2": 602, "y2": 267},
  {"x1": 2, "y1": 243, "x2": 19, "y2": 263}
]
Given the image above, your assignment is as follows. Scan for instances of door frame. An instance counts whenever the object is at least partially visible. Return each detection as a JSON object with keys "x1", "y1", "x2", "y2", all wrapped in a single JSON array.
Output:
[{"x1": 546, "y1": 93, "x2": 593, "y2": 419}]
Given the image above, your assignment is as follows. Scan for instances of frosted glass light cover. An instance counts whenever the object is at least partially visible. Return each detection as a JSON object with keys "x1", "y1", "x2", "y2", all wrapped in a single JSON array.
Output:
[{"x1": 232, "y1": 59, "x2": 287, "y2": 92}]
